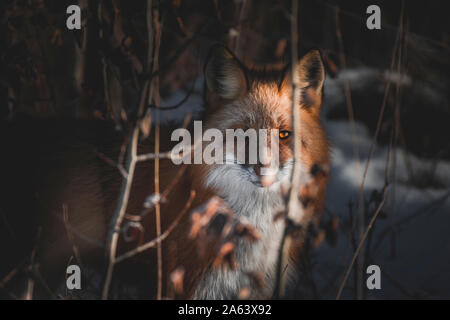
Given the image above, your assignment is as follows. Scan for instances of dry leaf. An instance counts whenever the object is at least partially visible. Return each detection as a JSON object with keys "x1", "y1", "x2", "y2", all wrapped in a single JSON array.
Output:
[
  {"x1": 170, "y1": 267, "x2": 185, "y2": 296},
  {"x1": 213, "y1": 241, "x2": 237, "y2": 270}
]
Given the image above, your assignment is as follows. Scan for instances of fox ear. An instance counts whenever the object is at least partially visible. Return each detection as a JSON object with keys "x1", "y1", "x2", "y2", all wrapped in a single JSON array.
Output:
[
  {"x1": 297, "y1": 49, "x2": 325, "y2": 95},
  {"x1": 205, "y1": 45, "x2": 248, "y2": 100},
  {"x1": 282, "y1": 49, "x2": 325, "y2": 110}
]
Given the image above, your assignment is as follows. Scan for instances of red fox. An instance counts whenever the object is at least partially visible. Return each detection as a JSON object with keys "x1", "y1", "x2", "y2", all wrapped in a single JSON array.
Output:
[
  {"x1": 0, "y1": 46, "x2": 329, "y2": 299},
  {"x1": 176, "y1": 46, "x2": 330, "y2": 298}
]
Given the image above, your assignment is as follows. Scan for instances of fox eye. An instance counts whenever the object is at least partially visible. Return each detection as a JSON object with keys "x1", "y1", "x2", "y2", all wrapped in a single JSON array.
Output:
[{"x1": 279, "y1": 130, "x2": 290, "y2": 139}]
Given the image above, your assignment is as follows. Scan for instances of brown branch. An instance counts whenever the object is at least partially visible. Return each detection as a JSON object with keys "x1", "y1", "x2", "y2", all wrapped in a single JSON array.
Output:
[
  {"x1": 136, "y1": 113, "x2": 192, "y2": 163},
  {"x1": 57, "y1": 213, "x2": 105, "y2": 248},
  {"x1": 131, "y1": 114, "x2": 192, "y2": 221},
  {"x1": 101, "y1": 84, "x2": 148, "y2": 300},
  {"x1": 336, "y1": 132, "x2": 394, "y2": 300},
  {"x1": 146, "y1": 0, "x2": 163, "y2": 300},
  {"x1": 286, "y1": 0, "x2": 302, "y2": 228},
  {"x1": 343, "y1": 9, "x2": 402, "y2": 299},
  {"x1": 115, "y1": 190, "x2": 196, "y2": 263},
  {"x1": 62, "y1": 204, "x2": 83, "y2": 266},
  {"x1": 230, "y1": 0, "x2": 251, "y2": 59},
  {"x1": 101, "y1": 0, "x2": 163, "y2": 300},
  {"x1": 101, "y1": 71, "x2": 151, "y2": 302},
  {"x1": 73, "y1": 0, "x2": 89, "y2": 115},
  {"x1": 148, "y1": 80, "x2": 197, "y2": 111},
  {"x1": 316, "y1": 0, "x2": 449, "y2": 51},
  {"x1": 132, "y1": 166, "x2": 188, "y2": 220},
  {"x1": 334, "y1": 7, "x2": 360, "y2": 176},
  {"x1": 274, "y1": 0, "x2": 301, "y2": 299},
  {"x1": 352, "y1": 11, "x2": 401, "y2": 231},
  {"x1": 136, "y1": 151, "x2": 172, "y2": 162},
  {"x1": 93, "y1": 148, "x2": 128, "y2": 179},
  {"x1": 334, "y1": 7, "x2": 365, "y2": 298},
  {"x1": 0, "y1": 263, "x2": 23, "y2": 299}
]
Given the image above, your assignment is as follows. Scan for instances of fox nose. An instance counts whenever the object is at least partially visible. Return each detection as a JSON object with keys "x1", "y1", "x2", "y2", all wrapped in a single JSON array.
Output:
[{"x1": 253, "y1": 162, "x2": 276, "y2": 187}]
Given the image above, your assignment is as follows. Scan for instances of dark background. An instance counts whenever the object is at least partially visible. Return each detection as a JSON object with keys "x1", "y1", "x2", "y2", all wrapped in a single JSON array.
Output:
[{"x1": 1, "y1": 0, "x2": 449, "y2": 159}]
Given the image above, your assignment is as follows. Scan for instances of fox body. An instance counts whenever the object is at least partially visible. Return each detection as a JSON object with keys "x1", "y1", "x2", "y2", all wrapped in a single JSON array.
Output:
[
  {"x1": 187, "y1": 47, "x2": 329, "y2": 298},
  {"x1": 0, "y1": 47, "x2": 329, "y2": 299}
]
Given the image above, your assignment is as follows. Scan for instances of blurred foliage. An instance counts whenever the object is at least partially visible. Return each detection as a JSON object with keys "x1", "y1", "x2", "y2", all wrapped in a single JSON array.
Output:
[{"x1": 1, "y1": 0, "x2": 449, "y2": 159}]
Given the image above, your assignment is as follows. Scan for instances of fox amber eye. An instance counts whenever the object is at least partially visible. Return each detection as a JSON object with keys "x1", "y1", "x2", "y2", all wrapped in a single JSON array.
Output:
[{"x1": 279, "y1": 130, "x2": 290, "y2": 139}]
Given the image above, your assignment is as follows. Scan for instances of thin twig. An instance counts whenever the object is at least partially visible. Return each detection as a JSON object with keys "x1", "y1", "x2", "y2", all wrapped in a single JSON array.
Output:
[
  {"x1": 25, "y1": 275, "x2": 34, "y2": 300},
  {"x1": 286, "y1": 0, "x2": 302, "y2": 223},
  {"x1": 62, "y1": 204, "x2": 83, "y2": 266},
  {"x1": 0, "y1": 267, "x2": 20, "y2": 290},
  {"x1": 316, "y1": 0, "x2": 449, "y2": 51},
  {"x1": 231, "y1": 0, "x2": 250, "y2": 59},
  {"x1": 336, "y1": 132, "x2": 394, "y2": 300},
  {"x1": 93, "y1": 148, "x2": 128, "y2": 179},
  {"x1": 148, "y1": 79, "x2": 197, "y2": 110},
  {"x1": 116, "y1": 190, "x2": 196, "y2": 263},
  {"x1": 0, "y1": 262, "x2": 25, "y2": 300},
  {"x1": 334, "y1": 6, "x2": 361, "y2": 180},
  {"x1": 353, "y1": 6, "x2": 402, "y2": 229},
  {"x1": 274, "y1": 0, "x2": 301, "y2": 299},
  {"x1": 102, "y1": 0, "x2": 161, "y2": 300},
  {"x1": 101, "y1": 80, "x2": 150, "y2": 300},
  {"x1": 391, "y1": 3, "x2": 407, "y2": 260},
  {"x1": 334, "y1": 7, "x2": 365, "y2": 298},
  {"x1": 57, "y1": 213, "x2": 105, "y2": 248},
  {"x1": 136, "y1": 151, "x2": 172, "y2": 162},
  {"x1": 343, "y1": 11, "x2": 402, "y2": 299},
  {"x1": 147, "y1": 1, "x2": 163, "y2": 300}
]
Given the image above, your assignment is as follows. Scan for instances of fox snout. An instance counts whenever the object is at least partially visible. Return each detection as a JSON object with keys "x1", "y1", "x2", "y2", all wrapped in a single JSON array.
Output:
[
  {"x1": 252, "y1": 143, "x2": 279, "y2": 187},
  {"x1": 253, "y1": 162, "x2": 278, "y2": 187}
]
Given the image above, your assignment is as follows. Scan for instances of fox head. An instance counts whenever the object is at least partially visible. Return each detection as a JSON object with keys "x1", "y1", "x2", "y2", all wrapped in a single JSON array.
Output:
[{"x1": 200, "y1": 45, "x2": 329, "y2": 192}]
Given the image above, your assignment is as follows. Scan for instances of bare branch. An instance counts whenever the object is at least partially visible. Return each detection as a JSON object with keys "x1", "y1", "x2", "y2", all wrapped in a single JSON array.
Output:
[
  {"x1": 336, "y1": 132, "x2": 394, "y2": 300},
  {"x1": 274, "y1": 0, "x2": 301, "y2": 299},
  {"x1": 115, "y1": 190, "x2": 196, "y2": 263},
  {"x1": 62, "y1": 204, "x2": 83, "y2": 266},
  {"x1": 93, "y1": 148, "x2": 128, "y2": 179}
]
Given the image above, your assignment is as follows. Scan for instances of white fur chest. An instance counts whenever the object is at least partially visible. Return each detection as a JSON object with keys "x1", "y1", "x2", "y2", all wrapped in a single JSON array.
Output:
[{"x1": 193, "y1": 162, "x2": 291, "y2": 299}]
